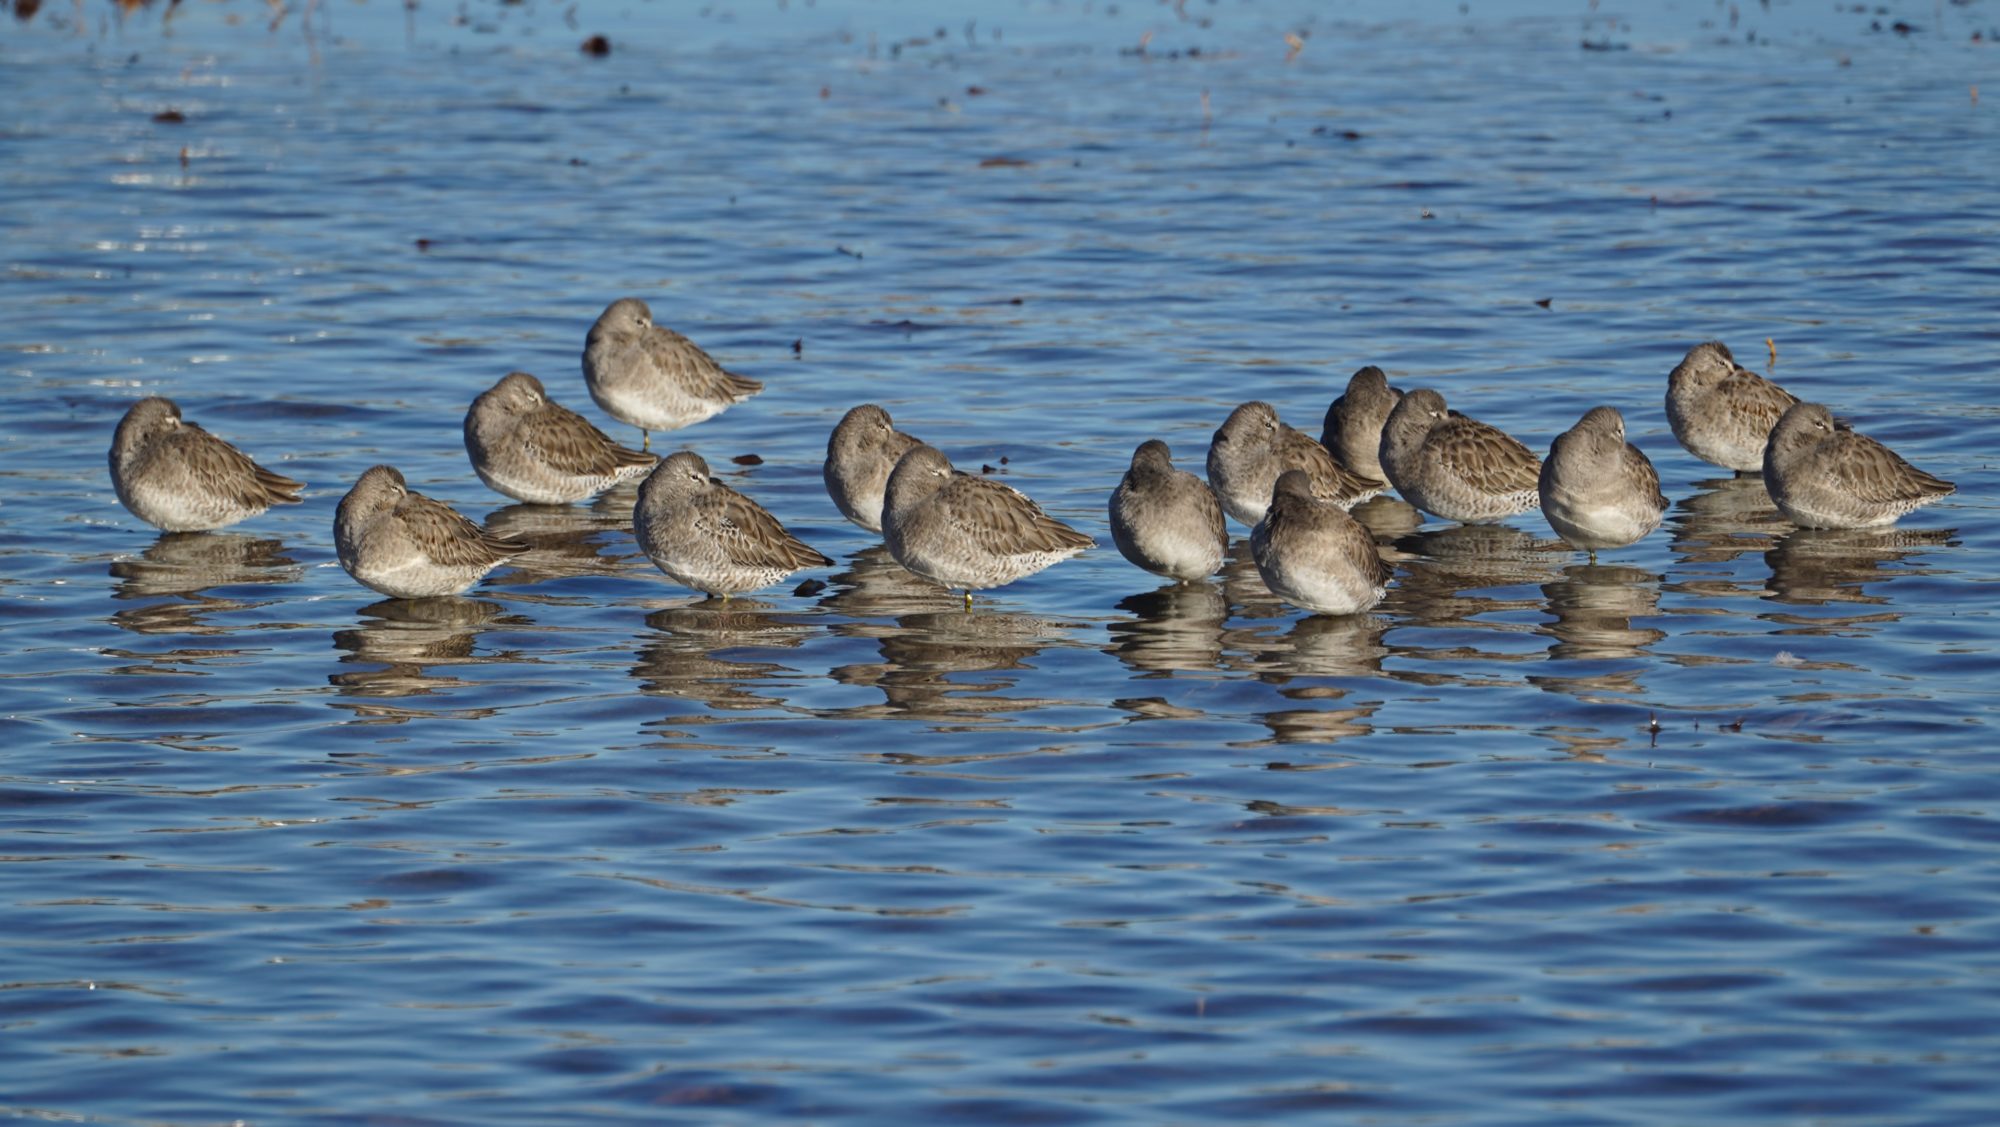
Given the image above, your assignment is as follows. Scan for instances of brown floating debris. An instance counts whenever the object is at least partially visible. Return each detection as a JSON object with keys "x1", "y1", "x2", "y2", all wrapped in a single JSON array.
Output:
[
  {"x1": 731, "y1": 454, "x2": 763, "y2": 466},
  {"x1": 152, "y1": 109, "x2": 185, "y2": 124},
  {"x1": 414, "y1": 238, "x2": 434, "y2": 251},
  {"x1": 581, "y1": 34, "x2": 610, "y2": 57},
  {"x1": 999, "y1": 456, "x2": 1009, "y2": 465},
  {"x1": 966, "y1": 85, "x2": 988, "y2": 96},
  {"x1": 980, "y1": 464, "x2": 997, "y2": 474},
  {"x1": 1766, "y1": 337, "x2": 1778, "y2": 366},
  {"x1": 1720, "y1": 717, "x2": 1745, "y2": 732},
  {"x1": 835, "y1": 245, "x2": 863, "y2": 259},
  {"x1": 978, "y1": 156, "x2": 1031, "y2": 167},
  {"x1": 1534, "y1": 297, "x2": 1553, "y2": 309},
  {"x1": 791, "y1": 339, "x2": 803, "y2": 356}
]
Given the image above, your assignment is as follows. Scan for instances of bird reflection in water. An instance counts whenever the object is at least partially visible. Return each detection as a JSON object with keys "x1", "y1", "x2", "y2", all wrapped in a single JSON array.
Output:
[
  {"x1": 1529, "y1": 563, "x2": 1666, "y2": 705},
  {"x1": 1107, "y1": 582, "x2": 1229, "y2": 677},
  {"x1": 1668, "y1": 475, "x2": 1792, "y2": 600},
  {"x1": 1239, "y1": 613, "x2": 1391, "y2": 746},
  {"x1": 815, "y1": 543, "x2": 959, "y2": 621},
  {"x1": 479, "y1": 491, "x2": 650, "y2": 587},
  {"x1": 831, "y1": 606, "x2": 1087, "y2": 726},
  {"x1": 1764, "y1": 525, "x2": 1959, "y2": 610},
  {"x1": 1541, "y1": 563, "x2": 1666, "y2": 661},
  {"x1": 631, "y1": 600, "x2": 816, "y2": 713},
  {"x1": 108, "y1": 531, "x2": 303, "y2": 636},
  {"x1": 329, "y1": 596, "x2": 521, "y2": 700},
  {"x1": 1387, "y1": 522, "x2": 1565, "y2": 630}
]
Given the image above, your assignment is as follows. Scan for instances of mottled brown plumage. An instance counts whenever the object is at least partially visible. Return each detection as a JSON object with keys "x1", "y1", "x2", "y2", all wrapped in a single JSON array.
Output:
[
  {"x1": 1208, "y1": 401, "x2": 1385, "y2": 526},
  {"x1": 583, "y1": 297, "x2": 762, "y2": 446},
  {"x1": 635, "y1": 451, "x2": 833, "y2": 596},
  {"x1": 1379, "y1": 388, "x2": 1541, "y2": 523},
  {"x1": 1250, "y1": 470, "x2": 1393, "y2": 616},
  {"x1": 1321, "y1": 365, "x2": 1403, "y2": 481},
  {"x1": 466, "y1": 371, "x2": 656, "y2": 504},
  {"x1": 883, "y1": 444, "x2": 1092, "y2": 601},
  {"x1": 1538, "y1": 405, "x2": 1669, "y2": 554},
  {"x1": 335, "y1": 465, "x2": 527, "y2": 598},
  {"x1": 1762, "y1": 402, "x2": 1954, "y2": 529},
  {"x1": 110, "y1": 397, "x2": 303, "y2": 532},
  {"x1": 1666, "y1": 340, "x2": 1799, "y2": 472}
]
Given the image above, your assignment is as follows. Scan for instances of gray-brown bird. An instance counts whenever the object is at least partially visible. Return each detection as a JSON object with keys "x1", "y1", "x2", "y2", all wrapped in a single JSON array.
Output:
[
  {"x1": 334, "y1": 466, "x2": 528, "y2": 599},
  {"x1": 1666, "y1": 340, "x2": 1798, "y2": 473},
  {"x1": 465, "y1": 371, "x2": 656, "y2": 504},
  {"x1": 1250, "y1": 470, "x2": 1394, "y2": 616},
  {"x1": 110, "y1": 397, "x2": 303, "y2": 532},
  {"x1": 635, "y1": 451, "x2": 833, "y2": 597},
  {"x1": 1321, "y1": 365, "x2": 1403, "y2": 481},
  {"x1": 1761, "y1": 402, "x2": 1954, "y2": 529},
  {"x1": 582, "y1": 297, "x2": 762, "y2": 450},
  {"x1": 1109, "y1": 439, "x2": 1228, "y2": 583},
  {"x1": 883, "y1": 444, "x2": 1093, "y2": 606},
  {"x1": 1538, "y1": 406, "x2": 1669, "y2": 558},
  {"x1": 1208, "y1": 401, "x2": 1385, "y2": 527},
  {"x1": 824, "y1": 404, "x2": 926, "y2": 533},
  {"x1": 1379, "y1": 388, "x2": 1541, "y2": 524}
]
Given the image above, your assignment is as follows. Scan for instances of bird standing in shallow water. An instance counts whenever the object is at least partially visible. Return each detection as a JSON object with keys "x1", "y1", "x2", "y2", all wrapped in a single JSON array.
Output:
[
  {"x1": 1761, "y1": 402, "x2": 1954, "y2": 529},
  {"x1": 465, "y1": 371, "x2": 656, "y2": 504},
  {"x1": 882, "y1": 444, "x2": 1093, "y2": 608},
  {"x1": 634, "y1": 451, "x2": 833, "y2": 598},
  {"x1": 1109, "y1": 439, "x2": 1227, "y2": 583},
  {"x1": 1208, "y1": 401, "x2": 1385, "y2": 527},
  {"x1": 1321, "y1": 365, "x2": 1403, "y2": 482},
  {"x1": 1665, "y1": 340, "x2": 1798, "y2": 473},
  {"x1": 109, "y1": 397, "x2": 303, "y2": 532},
  {"x1": 582, "y1": 297, "x2": 762, "y2": 450},
  {"x1": 824, "y1": 404, "x2": 926, "y2": 533},
  {"x1": 1539, "y1": 406, "x2": 1669, "y2": 560},
  {"x1": 1250, "y1": 470, "x2": 1393, "y2": 616},
  {"x1": 1378, "y1": 388, "x2": 1541, "y2": 524},
  {"x1": 334, "y1": 465, "x2": 528, "y2": 599}
]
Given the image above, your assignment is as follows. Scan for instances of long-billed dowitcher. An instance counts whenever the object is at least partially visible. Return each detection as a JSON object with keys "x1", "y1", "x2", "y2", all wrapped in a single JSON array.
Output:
[
  {"x1": 1109, "y1": 439, "x2": 1228, "y2": 583},
  {"x1": 883, "y1": 444, "x2": 1092, "y2": 606},
  {"x1": 582, "y1": 297, "x2": 762, "y2": 449},
  {"x1": 334, "y1": 465, "x2": 527, "y2": 598},
  {"x1": 110, "y1": 397, "x2": 303, "y2": 532},
  {"x1": 465, "y1": 371, "x2": 655, "y2": 504},
  {"x1": 635, "y1": 451, "x2": 833, "y2": 596},
  {"x1": 1762, "y1": 402, "x2": 1954, "y2": 528}
]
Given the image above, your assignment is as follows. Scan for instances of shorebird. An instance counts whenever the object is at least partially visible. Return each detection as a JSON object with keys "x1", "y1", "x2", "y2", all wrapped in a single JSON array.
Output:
[
  {"x1": 1250, "y1": 470, "x2": 1394, "y2": 616},
  {"x1": 1109, "y1": 439, "x2": 1229, "y2": 583},
  {"x1": 582, "y1": 297, "x2": 762, "y2": 450},
  {"x1": 1208, "y1": 401, "x2": 1385, "y2": 526},
  {"x1": 1320, "y1": 365, "x2": 1403, "y2": 481},
  {"x1": 882, "y1": 444, "x2": 1093, "y2": 607},
  {"x1": 1378, "y1": 388, "x2": 1541, "y2": 524},
  {"x1": 824, "y1": 404, "x2": 925, "y2": 533},
  {"x1": 109, "y1": 397, "x2": 303, "y2": 532},
  {"x1": 1666, "y1": 340, "x2": 1797, "y2": 473},
  {"x1": 464, "y1": 371, "x2": 656, "y2": 504},
  {"x1": 1762, "y1": 402, "x2": 1954, "y2": 529},
  {"x1": 1538, "y1": 405, "x2": 1670, "y2": 559},
  {"x1": 634, "y1": 451, "x2": 833, "y2": 597},
  {"x1": 334, "y1": 465, "x2": 528, "y2": 599}
]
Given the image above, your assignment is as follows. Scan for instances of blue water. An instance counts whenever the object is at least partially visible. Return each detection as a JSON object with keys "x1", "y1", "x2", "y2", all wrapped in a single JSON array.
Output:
[{"x1": 3, "y1": 1, "x2": 1998, "y2": 1122}]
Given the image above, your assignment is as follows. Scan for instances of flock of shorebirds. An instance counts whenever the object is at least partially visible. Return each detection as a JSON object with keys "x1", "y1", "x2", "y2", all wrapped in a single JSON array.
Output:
[{"x1": 107, "y1": 300, "x2": 1957, "y2": 617}]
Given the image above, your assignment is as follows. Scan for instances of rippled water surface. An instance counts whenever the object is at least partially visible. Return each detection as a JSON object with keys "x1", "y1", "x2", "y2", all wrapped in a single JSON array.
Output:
[{"x1": 5, "y1": 0, "x2": 1999, "y2": 1122}]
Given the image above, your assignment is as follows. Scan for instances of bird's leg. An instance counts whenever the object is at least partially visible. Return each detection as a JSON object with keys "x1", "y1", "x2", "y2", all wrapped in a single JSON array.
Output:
[
  {"x1": 962, "y1": 590, "x2": 973, "y2": 611},
  {"x1": 641, "y1": 429, "x2": 651, "y2": 452},
  {"x1": 1588, "y1": 549, "x2": 1598, "y2": 565}
]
